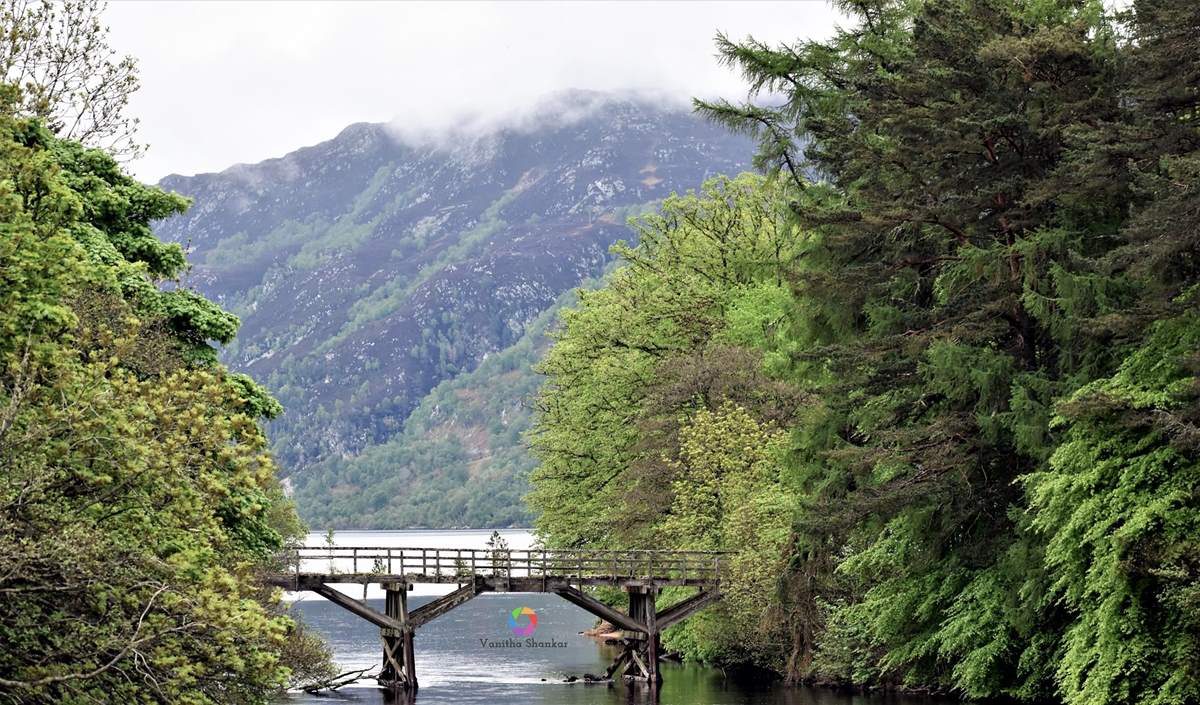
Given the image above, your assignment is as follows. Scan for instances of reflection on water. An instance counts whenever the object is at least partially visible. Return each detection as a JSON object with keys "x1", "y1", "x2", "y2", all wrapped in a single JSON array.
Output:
[{"x1": 278, "y1": 531, "x2": 959, "y2": 705}]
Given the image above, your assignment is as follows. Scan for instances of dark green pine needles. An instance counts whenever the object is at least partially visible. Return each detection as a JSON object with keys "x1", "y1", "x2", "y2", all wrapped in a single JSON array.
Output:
[{"x1": 530, "y1": 2, "x2": 1200, "y2": 703}]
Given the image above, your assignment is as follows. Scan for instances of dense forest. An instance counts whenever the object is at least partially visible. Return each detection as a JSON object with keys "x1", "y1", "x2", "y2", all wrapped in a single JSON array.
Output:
[
  {"x1": 0, "y1": 2, "x2": 331, "y2": 702},
  {"x1": 530, "y1": 1, "x2": 1200, "y2": 703},
  {"x1": 2, "y1": 0, "x2": 1199, "y2": 704}
]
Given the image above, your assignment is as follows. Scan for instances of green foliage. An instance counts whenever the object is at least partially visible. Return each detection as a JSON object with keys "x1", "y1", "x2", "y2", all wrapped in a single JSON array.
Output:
[
  {"x1": 529, "y1": 173, "x2": 805, "y2": 662},
  {"x1": 658, "y1": 403, "x2": 795, "y2": 667},
  {"x1": 1024, "y1": 309, "x2": 1200, "y2": 705},
  {"x1": 530, "y1": 1, "x2": 1200, "y2": 702},
  {"x1": 529, "y1": 174, "x2": 800, "y2": 544},
  {"x1": 0, "y1": 87, "x2": 321, "y2": 703},
  {"x1": 0, "y1": 0, "x2": 143, "y2": 156}
]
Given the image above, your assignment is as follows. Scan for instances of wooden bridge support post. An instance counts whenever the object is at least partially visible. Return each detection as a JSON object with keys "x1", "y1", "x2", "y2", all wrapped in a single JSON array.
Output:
[
  {"x1": 380, "y1": 582, "x2": 416, "y2": 691},
  {"x1": 625, "y1": 585, "x2": 661, "y2": 683},
  {"x1": 645, "y1": 591, "x2": 659, "y2": 683}
]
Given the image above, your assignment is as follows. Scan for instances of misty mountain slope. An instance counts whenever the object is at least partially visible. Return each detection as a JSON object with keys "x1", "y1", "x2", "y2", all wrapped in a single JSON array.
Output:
[{"x1": 153, "y1": 92, "x2": 751, "y2": 527}]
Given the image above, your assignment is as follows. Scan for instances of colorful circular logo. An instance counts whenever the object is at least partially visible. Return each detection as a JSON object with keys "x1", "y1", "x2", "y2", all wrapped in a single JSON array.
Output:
[{"x1": 509, "y1": 607, "x2": 538, "y2": 636}]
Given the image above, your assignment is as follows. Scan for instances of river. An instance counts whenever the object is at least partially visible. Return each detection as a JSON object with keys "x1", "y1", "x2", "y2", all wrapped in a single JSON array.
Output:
[{"x1": 280, "y1": 530, "x2": 958, "y2": 705}]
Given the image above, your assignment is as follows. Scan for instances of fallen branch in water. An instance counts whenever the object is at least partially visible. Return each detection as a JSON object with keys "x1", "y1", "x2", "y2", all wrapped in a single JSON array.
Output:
[{"x1": 300, "y1": 667, "x2": 377, "y2": 693}]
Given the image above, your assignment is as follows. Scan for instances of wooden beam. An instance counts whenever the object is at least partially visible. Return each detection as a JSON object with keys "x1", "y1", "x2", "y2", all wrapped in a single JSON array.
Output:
[
  {"x1": 381, "y1": 636, "x2": 405, "y2": 682},
  {"x1": 628, "y1": 646, "x2": 650, "y2": 679},
  {"x1": 310, "y1": 584, "x2": 405, "y2": 631},
  {"x1": 605, "y1": 649, "x2": 631, "y2": 679},
  {"x1": 409, "y1": 580, "x2": 481, "y2": 628},
  {"x1": 553, "y1": 585, "x2": 646, "y2": 634},
  {"x1": 402, "y1": 628, "x2": 416, "y2": 689},
  {"x1": 645, "y1": 593, "x2": 659, "y2": 682},
  {"x1": 656, "y1": 588, "x2": 720, "y2": 631}
]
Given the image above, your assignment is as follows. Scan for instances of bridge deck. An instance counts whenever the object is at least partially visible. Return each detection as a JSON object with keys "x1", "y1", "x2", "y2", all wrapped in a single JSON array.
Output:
[{"x1": 268, "y1": 545, "x2": 724, "y2": 589}]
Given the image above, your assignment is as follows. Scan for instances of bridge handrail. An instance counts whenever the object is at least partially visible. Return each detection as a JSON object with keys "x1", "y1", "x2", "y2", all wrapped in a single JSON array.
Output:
[{"x1": 274, "y1": 545, "x2": 727, "y2": 582}]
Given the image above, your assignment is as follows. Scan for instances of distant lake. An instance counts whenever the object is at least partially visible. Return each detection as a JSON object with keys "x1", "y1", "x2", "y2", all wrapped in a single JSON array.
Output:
[{"x1": 280, "y1": 529, "x2": 959, "y2": 705}]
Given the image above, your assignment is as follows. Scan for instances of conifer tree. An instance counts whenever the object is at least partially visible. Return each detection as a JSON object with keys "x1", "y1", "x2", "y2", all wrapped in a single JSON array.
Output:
[
  {"x1": 699, "y1": 0, "x2": 1130, "y2": 691},
  {"x1": 529, "y1": 2, "x2": 1199, "y2": 701}
]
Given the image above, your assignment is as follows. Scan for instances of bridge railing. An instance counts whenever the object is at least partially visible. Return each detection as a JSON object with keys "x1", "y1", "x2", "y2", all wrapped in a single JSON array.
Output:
[{"x1": 275, "y1": 546, "x2": 725, "y2": 583}]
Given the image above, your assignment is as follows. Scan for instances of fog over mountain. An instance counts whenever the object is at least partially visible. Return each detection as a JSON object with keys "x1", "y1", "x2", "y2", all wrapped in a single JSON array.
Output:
[
  {"x1": 154, "y1": 91, "x2": 752, "y2": 527},
  {"x1": 108, "y1": 2, "x2": 842, "y2": 181}
]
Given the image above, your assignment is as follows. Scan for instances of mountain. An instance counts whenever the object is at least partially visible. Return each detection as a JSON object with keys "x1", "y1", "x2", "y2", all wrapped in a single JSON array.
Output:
[{"x1": 153, "y1": 91, "x2": 751, "y2": 528}]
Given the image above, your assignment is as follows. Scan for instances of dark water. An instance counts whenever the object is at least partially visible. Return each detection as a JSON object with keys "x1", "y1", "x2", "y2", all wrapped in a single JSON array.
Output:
[{"x1": 282, "y1": 591, "x2": 958, "y2": 705}]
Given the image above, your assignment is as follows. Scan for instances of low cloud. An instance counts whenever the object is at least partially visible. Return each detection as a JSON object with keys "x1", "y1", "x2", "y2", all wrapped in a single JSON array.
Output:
[
  {"x1": 107, "y1": 2, "x2": 844, "y2": 181},
  {"x1": 382, "y1": 88, "x2": 688, "y2": 149}
]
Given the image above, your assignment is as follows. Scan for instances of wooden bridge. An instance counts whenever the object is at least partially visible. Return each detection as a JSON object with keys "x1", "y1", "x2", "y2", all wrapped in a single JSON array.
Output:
[{"x1": 267, "y1": 545, "x2": 725, "y2": 692}]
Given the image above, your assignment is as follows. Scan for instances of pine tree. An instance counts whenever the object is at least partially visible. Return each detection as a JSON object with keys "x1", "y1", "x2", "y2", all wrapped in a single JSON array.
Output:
[
  {"x1": 699, "y1": 0, "x2": 1131, "y2": 692},
  {"x1": 530, "y1": 1, "x2": 1200, "y2": 700},
  {"x1": 1018, "y1": 3, "x2": 1200, "y2": 702}
]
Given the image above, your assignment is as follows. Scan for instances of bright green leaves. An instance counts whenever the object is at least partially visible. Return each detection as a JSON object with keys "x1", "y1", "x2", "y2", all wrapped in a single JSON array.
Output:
[
  {"x1": 529, "y1": 174, "x2": 803, "y2": 666},
  {"x1": 157, "y1": 288, "x2": 241, "y2": 362},
  {"x1": 529, "y1": 174, "x2": 802, "y2": 548},
  {"x1": 227, "y1": 372, "x2": 285, "y2": 421},
  {"x1": 719, "y1": 280, "x2": 799, "y2": 373},
  {"x1": 51, "y1": 136, "x2": 189, "y2": 279},
  {"x1": 659, "y1": 403, "x2": 795, "y2": 667},
  {"x1": 43, "y1": 137, "x2": 235, "y2": 364},
  {"x1": 0, "y1": 100, "x2": 304, "y2": 702},
  {"x1": 1024, "y1": 310, "x2": 1200, "y2": 705},
  {"x1": 660, "y1": 402, "x2": 787, "y2": 551}
]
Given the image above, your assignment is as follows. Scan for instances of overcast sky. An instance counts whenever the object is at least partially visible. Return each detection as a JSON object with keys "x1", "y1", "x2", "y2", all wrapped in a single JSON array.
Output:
[{"x1": 106, "y1": 1, "x2": 843, "y2": 182}]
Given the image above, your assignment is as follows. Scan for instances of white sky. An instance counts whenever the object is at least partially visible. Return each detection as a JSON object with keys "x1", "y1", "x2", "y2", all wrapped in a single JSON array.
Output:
[{"x1": 105, "y1": 1, "x2": 844, "y2": 182}]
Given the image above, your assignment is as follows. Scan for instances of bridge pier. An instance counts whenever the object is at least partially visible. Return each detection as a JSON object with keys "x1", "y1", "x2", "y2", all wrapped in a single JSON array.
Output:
[
  {"x1": 379, "y1": 582, "x2": 416, "y2": 691},
  {"x1": 625, "y1": 586, "x2": 661, "y2": 682}
]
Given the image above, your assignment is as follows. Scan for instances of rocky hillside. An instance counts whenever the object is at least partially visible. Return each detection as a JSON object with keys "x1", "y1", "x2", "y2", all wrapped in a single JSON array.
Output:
[{"x1": 153, "y1": 91, "x2": 751, "y2": 527}]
